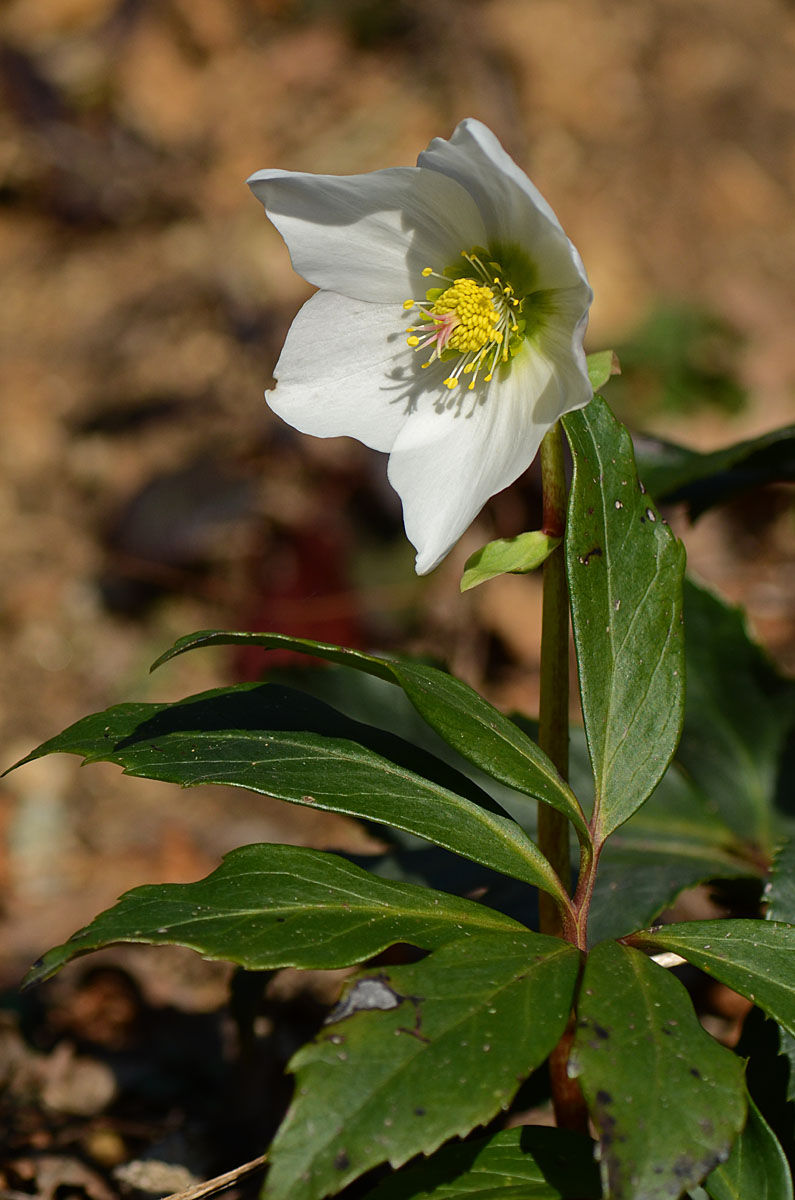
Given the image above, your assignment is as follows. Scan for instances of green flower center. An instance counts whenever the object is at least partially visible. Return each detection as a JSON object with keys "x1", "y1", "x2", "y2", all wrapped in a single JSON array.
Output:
[{"x1": 403, "y1": 248, "x2": 529, "y2": 392}]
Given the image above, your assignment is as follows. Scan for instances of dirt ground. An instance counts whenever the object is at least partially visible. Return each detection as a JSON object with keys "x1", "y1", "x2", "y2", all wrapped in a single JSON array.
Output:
[{"x1": 1, "y1": 0, "x2": 794, "y2": 1192}]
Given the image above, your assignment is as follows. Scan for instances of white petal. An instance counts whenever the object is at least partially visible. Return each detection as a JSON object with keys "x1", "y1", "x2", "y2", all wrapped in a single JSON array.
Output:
[
  {"x1": 248, "y1": 166, "x2": 486, "y2": 303},
  {"x1": 418, "y1": 118, "x2": 592, "y2": 296},
  {"x1": 266, "y1": 290, "x2": 421, "y2": 452},
  {"x1": 387, "y1": 306, "x2": 592, "y2": 575},
  {"x1": 527, "y1": 288, "x2": 593, "y2": 425}
]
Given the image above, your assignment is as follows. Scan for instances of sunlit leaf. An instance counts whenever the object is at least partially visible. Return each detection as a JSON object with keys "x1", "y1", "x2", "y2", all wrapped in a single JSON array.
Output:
[
  {"x1": 629, "y1": 920, "x2": 795, "y2": 1036},
  {"x1": 562, "y1": 396, "x2": 686, "y2": 839},
  {"x1": 24, "y1": 843, "x2": 525, "y2": 987},
  {"x1": 264, "y1": 933, "x2": 581, "y2": 1200},
  {"x1": 151, "y1": 635, "x2": 588, "y2": 841},
  {"x1": 11, "y1": 683, "x2": 567, "y2": 903}
]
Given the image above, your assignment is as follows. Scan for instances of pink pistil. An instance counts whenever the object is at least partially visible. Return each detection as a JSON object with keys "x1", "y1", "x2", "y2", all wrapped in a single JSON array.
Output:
[{"x1": 416, "y1": 310, "x2": 459, "y2": 354}]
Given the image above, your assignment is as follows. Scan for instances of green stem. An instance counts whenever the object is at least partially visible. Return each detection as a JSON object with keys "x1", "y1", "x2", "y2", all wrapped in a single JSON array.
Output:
[{"x1": 537, "y1": 422, "x2": 590, "y2": 1135}]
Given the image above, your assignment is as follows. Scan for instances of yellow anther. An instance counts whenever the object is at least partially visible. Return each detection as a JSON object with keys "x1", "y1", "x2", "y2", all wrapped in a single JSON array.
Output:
[{"x1": 404, "y1": 247, "x2": 528, "y2": 392}]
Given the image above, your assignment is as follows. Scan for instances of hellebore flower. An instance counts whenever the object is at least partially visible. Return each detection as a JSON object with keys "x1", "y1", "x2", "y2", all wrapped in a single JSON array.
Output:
[{"x1": 248, "y1": 119, "x2": 593, "y2": 574}]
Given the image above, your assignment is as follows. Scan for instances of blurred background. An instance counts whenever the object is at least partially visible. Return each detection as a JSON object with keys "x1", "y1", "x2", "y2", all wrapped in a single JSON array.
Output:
[{"x1": 0, "y1": 0, "x2": 794, "y2": 1174}]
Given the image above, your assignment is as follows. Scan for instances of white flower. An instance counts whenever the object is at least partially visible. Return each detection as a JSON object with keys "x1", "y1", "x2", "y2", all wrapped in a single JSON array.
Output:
[{"x1": 248, "y1": 119, "x2": 593, "y2": 574}]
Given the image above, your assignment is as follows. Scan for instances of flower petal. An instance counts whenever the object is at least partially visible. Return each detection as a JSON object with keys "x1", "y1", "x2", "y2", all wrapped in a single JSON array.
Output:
[
  {"x1": 266, "y1": 290, "x2": 418, "y2": 452},
  {"x1": 248, "y1": 166, "x2": 486, "y2": 303},
  {"x1": 387, "y1": 313, "x2": 592, "y2": 575},
  {"x1": 418, "y1": 118, "x2": 592, "y2": 297}
]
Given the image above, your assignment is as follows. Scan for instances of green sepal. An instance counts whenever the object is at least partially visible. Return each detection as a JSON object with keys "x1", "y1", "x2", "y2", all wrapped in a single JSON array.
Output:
[
  {"x1": 460, "y1": 531, "x2": 561, "y2": 592},
  {"x1": 586, "y1": 349, "x2": 620, "y2": 392}
]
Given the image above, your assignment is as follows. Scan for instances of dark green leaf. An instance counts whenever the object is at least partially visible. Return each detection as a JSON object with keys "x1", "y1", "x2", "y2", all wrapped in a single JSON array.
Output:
[
  {"x1": 362, "y1": 1126, "x2": 600, "y2": 1200},
  {"x1": 24, "y1": 844, "x2": 526, "y2": 987},
  {"x1": 629, "y1": 920, "x2": 795, "y2": 1036},
  {"x1": 767, "y1": 839, "x2": 795, "y2": 1103},
  {"x1": 12, "y1": 683, "x2": 567, "y2": 903},
  {"x1": 570, "y1": 940, "x2": 746, "y2": 1200},
  {"x1": 266, "y1": 666, "x2": 542, "y2": 847},
  {"x1": 151, "y1": 635, "x2": 588, "y2": 841},
  {"x1": 264, "y1": 933, "x2": 581, "y2": 1200},
  {"x1": 768, "y1": 839, "x2": 795, "y2": 924},
  {"x1": 704, "y1": 1096, "x2": 793, "y2": 1200},
  {"x1": 735, "y1": 1008, "x2": 795, "y2": 1155},
  {"x1": 612, "y1": 303, "x2": 746, "y2": 420},
  {"x1": 562, "y1": 396, "x2": 687, "y2": 839},
  {"x1": 587, "y1": 349, "x2": 620, "y2": 392},
  {"x1": 588, "y1": 765, "x2": 758, "y2": 943},
  {"x1": 678, "y1": 580, "x2": 795, "y2": 848},
  {"x1": 348, "y1": 848, "x2": 538, "y2": 933},
  {"x1": 460, "y1": 532, "x2": 560, "y2": 592},
  {"x1": 634, "y1": 425, "x2": 795, "y2": 518}
]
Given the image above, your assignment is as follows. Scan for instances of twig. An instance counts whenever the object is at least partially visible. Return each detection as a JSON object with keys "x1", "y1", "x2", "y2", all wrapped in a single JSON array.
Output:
[{"x1": 162, "y1": 1155, "x2": 268, "y2": 1200}]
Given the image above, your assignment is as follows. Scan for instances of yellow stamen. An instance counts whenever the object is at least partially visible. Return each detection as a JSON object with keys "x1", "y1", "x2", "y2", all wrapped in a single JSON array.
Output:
[{"x1": 402, "y1": 248, "x2": 528, "y2": 394}]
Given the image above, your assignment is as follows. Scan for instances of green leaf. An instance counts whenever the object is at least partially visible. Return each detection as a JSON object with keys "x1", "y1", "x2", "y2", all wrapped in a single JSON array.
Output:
[
  {"x1": 264, "y1": 932, "x2": 581, "y2": 1200},
  {"x1": 634, "y1": 424, "x2": 795, "y2": 518},
  {"x1": 629, "y1": 920, "x2": 795, "y2": 1036},
  {"x1": 12, "y1": 683, "x2": 568, "y2": 903},
  {"x1": 460, "y1": 532, "x2": 560, "y2": 592},
  {"x1": 766, "y1": 839, "x2": 795, "y2": 1104},
  {"x1": 151, "y1": 634, "x2": 589, "y2": 842},
  {"x1": 677, "y1": 579, "x2": 795, "y2": 849},
  {"x1": 362, "y1": 1126, "x2": 600, "y2": 1200},
  {"x1": 562, "y1": 396, "x2": 687, "y2": 839},
  {"x1": 767, "y1": 839, "x2": 795, "y2": 925},
  {"x1": 588, "y1": 765, "x2": 758, "y2": 943},
  {"x1": 569, "y1": 940, "x2": 746, "y2": 1200},
  {"x1": 704, "y1": 1096, "x2": 793, "y2": 1200},
  {"x1": 587, "y1": 349, "x2": 620, "y2": 392},
  {"x1": 24, "y1": 843, "x2": 526, "y2": 987},
  {"x1": 735, "y1": 1008, "x2": 795, "y2": 1158}
]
